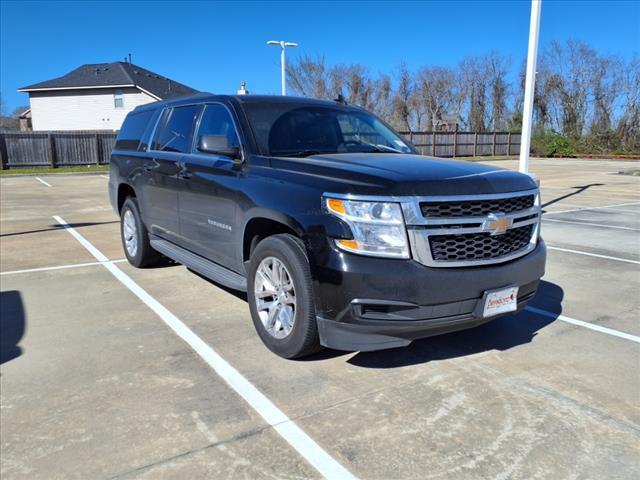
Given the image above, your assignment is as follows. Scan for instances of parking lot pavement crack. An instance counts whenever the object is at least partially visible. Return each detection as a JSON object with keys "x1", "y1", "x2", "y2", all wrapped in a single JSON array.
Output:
[
  {"x1": 107, "y1": 425, "x2": 269, "y2": 480},
  {"x1": 474, "y1": 361, "x2": 640, "y2": 436},
  {"x1": 280, "y1": 373, "x2": 450, "y2": 426},
  {"x1": 512, "y1": 380, "x2": 640, "y2": 437}
]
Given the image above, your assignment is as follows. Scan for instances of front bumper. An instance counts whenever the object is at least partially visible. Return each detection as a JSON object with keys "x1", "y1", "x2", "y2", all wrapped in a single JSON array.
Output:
[{"x1": 310, "y1": 240, "x2": 546, "y2": 351}]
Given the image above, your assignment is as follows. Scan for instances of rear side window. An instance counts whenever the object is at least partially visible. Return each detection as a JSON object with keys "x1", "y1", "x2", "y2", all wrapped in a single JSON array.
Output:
[
  {"x1": 152, "y1": 105, "x2": 200, "y2": 153},
  {"x1": 115, "y1": 110, "x2": 154, "y2": 151}
]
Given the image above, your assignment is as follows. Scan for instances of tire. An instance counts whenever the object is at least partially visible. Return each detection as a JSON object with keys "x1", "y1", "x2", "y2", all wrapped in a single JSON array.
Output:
[
  {"x1": 247, "y1": 234, "x2": 322, "y2": 359},
  {"x1": 120, "y1": 196, "x2": 161, "y2": 268}
]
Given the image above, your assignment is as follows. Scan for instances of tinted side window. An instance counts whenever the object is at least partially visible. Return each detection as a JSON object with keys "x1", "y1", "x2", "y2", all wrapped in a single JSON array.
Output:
[
  {"x1": 115, "y1": 110, "x2": 154, "y2": 150},
  {"x1": 194, "y1": 104, "x2": 240, "y2": 151},
  {"x1": 152, "y1": 105, "x2": 200, "y2": 153},
  {"x1": 137, "y1": 109, "x2": 161, "y2": 152}
]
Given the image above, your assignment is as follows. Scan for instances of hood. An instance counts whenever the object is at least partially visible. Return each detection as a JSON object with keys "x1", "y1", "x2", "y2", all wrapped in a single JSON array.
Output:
[{"x1": 269, "y1": 153, "x2": 537, "y2": 196}]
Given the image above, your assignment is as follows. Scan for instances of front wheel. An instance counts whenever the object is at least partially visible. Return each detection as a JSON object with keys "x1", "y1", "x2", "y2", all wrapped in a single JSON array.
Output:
[
  {"x1": 247, "y1": 234, "x2": 322, "y2": 359},
  {"x1": 120, "y1": 196, "x2": 161, "y2": 268}
]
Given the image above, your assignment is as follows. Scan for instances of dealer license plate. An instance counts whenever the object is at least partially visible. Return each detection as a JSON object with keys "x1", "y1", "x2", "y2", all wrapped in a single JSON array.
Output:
[{"x1": 482, "y1": 286, "x2": 519, "y2": 318}]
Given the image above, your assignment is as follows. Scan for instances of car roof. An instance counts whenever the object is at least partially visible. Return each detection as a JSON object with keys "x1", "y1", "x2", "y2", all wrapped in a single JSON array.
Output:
[{"x1": 131, "y1": 93, "x2": 357, "y2": 113}]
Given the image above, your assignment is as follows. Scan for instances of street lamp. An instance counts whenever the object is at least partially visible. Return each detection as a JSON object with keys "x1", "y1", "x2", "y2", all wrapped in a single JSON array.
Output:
[{"x1": 266, "y1": 40, "x2": 299, "y2": 96}]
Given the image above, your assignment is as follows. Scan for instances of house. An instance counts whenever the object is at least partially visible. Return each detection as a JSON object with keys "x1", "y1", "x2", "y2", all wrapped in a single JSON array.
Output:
[
  {"x1": 432, "y1": 114, "x2": 461, "y2": 132},
  {"x1": 18, "y1": 62, "x2": 199, "y2": 131},
  {"x1": 19, "y1": 108, "x2": 32, "y2": 131}
]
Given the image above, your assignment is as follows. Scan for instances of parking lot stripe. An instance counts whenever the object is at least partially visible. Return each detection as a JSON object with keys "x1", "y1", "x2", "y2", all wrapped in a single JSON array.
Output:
[
  {"x1": 0, "y1": 259, "x2": 127, "y2": 276},
  {"x1": 543, "y1": 201, "x2": 640, "y2": 216},
  {"x1": 526, "y1": 307, "x2": 640, "y2": 344},
  {"x1": 52, "y1": 215, "x2": 357, "y2": 480},
  {"x1": 53, "y1": 215, "x2": 109, "y2": 262},
  {"x1": 543, "y1": 218, "x2": 640, "y2": 232},
  {"x1": 546, "y1": 245, "x2": 640, "y2": 265},
  {"x1": 35, "y1": 177, "x2": 52, "y2": 187}
]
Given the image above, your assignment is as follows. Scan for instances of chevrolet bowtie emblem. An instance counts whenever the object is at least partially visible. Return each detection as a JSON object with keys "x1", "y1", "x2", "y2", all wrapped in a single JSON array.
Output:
[{"x1": 483, "y1": 213, "x2": 513, "y2": 236}]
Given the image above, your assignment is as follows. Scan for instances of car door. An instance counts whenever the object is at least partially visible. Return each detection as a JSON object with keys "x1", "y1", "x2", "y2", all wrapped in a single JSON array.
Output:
[
  {"x1": 142, "y1": 105, "x2": 199, "y2": 244},
  {"x1": 177, "y1": 103, "x2": 243, "y2": 270}
]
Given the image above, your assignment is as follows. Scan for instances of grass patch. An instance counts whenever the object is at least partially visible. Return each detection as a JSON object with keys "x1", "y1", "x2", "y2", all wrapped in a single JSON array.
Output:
[{"x1": 0, "y1": 165, "x2": 109, "y2": 175}]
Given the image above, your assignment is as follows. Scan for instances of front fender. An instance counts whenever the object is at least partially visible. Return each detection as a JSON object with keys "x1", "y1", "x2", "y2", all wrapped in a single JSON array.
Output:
[{"x1": 242, "y1": 208, "x2": 307, "y2": 238}]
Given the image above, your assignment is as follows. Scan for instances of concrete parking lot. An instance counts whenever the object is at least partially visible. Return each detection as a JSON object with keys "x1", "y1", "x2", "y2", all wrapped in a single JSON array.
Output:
[{"x1": 1, "y1": 158, "x2": 639, "y2": 479}]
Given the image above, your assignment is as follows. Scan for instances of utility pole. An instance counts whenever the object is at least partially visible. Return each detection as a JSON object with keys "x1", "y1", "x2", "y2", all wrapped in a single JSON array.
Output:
[
  {"x1": 266, "y1": 40, "x2": 299, "y2": 96},
  {"x1": 519, "y1": 0, "x2": 542, "y2": 173}
]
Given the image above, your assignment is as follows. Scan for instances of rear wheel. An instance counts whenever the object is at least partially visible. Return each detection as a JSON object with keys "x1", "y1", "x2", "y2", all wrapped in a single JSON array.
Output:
[
  {"x1": 247, "y1": 234, "x2": 322, "y2": 359},
  {"x1": 120, "y1": 196, "x2": 161, "y2": 268}
]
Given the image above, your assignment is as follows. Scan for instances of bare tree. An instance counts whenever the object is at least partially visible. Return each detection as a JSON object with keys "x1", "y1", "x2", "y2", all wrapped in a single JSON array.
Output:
[
  {"x1": 542, "y1": 40, "x2": 598, "y2": 138},
  {"x1": 487, "y1": 52, "x2": 510, "y2": 130},
  {"x1": 329, "y1": 64, "x2": 375, "y2": 109},
  {"x1": 370, "y1": 73, "x2": 394, "y2": 119},
  {"x1": 616, "y1": 55, "x2": 640, "y2": 150},
  {"x1": 12, "y1": 106, "x2": 29, "y2": 118},
  {"x1": 416, "y1": 66, "x2": 459, "y2": 129},
  {"x1": 390, "y1": 62, "x2": 415, "y2": 131},
  {"x1": 0, "y1": 93, "x2": 6, "y2": 117},
  {"x1": 286, "y1": 53, "x2": 330, "y2": 98},
  {"x1": 459, "y1": 56, "x2": 489, "y2": 131},
  {"x1": 589, "y1": 54, "x2": 619, "y2": 134},
  {"x1": 285, "y1": 40, "x2": 637, "y2": 153}
]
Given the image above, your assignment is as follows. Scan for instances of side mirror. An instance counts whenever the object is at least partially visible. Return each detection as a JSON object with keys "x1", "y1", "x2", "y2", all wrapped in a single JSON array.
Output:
[{"x1": 197, "y1": 135, "x2": 241, "y2": 160}]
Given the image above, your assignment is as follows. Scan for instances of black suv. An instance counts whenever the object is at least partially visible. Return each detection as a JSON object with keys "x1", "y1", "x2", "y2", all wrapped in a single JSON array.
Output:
[{"x1": 109, "y1": 94, "x2": 546, "y2": 358}]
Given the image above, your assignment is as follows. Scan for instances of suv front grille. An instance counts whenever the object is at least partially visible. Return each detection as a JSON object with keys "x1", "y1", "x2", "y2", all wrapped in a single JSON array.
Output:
[
  {"x1": 429, "y1": 225, "x2": 533, "y2": 262},
  {"x1": 403, "y1": 189, "x2": 541, "y2": 267},
  {"x1": 420, "y1": 195, "x2": 535, "y2": 218}
]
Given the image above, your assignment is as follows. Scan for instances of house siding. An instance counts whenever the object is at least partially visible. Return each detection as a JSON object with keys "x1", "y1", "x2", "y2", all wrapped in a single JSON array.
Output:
[{"x1": 29, "y1": 87, "x2": 157, "y2": 131}]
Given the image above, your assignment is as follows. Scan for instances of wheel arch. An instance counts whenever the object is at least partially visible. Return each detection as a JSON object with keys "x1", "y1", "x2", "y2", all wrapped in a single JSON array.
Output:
[
  {"x1": 117, "y1": 183, "x2": 137, "y2": 214},
  {"x1": 241, "y1": 209, "x2": 306, "y2": 262}
]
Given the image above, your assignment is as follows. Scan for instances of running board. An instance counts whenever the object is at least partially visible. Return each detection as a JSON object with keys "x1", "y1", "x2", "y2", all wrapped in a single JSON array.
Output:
[{"x1": 150, "y1": 236, "x2": 247, "y2": 292}]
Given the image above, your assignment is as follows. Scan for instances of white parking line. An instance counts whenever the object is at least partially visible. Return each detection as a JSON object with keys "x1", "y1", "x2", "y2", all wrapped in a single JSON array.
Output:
[
  {"x1": 546, "y1": 245, "x2": 640, "y2": 265},
  {"x1": 0, "y1": 259, "x2": 127, "y2": 276},
  {"x1": 543, "y1": 218, "x2": 640, "y2": 232},
  {"x1": 52, "y1": 215, "x2": 357, "y2": 480},
  {"x1": 526, "y1": 307, "x2": 640, "y2": 344},
  {"x1": 544, "y1": 201, "x2": 640, "y2": 216},
  {"x1": 35, "y1": 177, "x2": 52, "y2": 187}
]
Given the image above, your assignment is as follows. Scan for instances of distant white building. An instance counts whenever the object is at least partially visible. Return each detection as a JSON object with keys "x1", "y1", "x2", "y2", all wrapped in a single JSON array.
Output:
[{"x1": 18, "y1": 62, "x2": 198, "y2": 131}]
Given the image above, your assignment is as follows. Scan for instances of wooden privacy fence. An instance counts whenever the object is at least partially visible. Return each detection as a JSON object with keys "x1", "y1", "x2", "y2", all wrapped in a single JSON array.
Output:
[
  {"x1": 400, "y1": 131, "x2": 521, "y2": 157},
  {"x1": 0, "y1": 131, "x2": 117, "y2": 169},
  {"x1": 0, "y1": 130, "x2": 521, "y2": 168}
]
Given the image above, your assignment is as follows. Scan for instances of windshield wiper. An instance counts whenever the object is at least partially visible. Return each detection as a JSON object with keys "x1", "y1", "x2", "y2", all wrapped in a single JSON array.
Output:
[
  {"x1": 348, "y1": 142, "x2": 405, "y2": 154},
  {"x1": 366, "y1": 144, "x2": 404, "y2": 154},
  {"x1": 274, "y1": 150, "x2": 327, "y2": 158},
  {"x1": 360, "y1": 147, "x2": 397, "y2": 154}
]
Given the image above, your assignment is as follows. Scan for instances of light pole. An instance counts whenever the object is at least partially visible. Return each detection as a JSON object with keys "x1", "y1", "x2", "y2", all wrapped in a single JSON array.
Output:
[
  {"x1": 267, "y1": 40, "x2": 299, "y2": 96},
  {"x1": 519, "y1": 0, "x2": 542, "y2": 173}
]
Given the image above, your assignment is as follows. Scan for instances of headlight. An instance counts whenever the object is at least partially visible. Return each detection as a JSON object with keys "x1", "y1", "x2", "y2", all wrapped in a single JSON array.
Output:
[{"x1": 325, "y1": 197, "x2": 409, "y2": 258}]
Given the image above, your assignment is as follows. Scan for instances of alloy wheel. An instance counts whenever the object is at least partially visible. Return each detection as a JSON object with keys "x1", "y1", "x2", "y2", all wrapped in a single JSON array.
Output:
[{"x1": 254, "y1": 256, "x2": 296, "y2": 339}]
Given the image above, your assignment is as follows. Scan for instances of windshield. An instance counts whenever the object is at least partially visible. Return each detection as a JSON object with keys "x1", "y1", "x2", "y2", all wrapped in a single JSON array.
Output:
[{"x1": 242, "y1": 103, "x2": 414, "y2": 157}]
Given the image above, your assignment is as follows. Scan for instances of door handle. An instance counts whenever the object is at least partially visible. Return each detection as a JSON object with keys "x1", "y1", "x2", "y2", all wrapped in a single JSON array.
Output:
[
  {"x1": 143, "y1": 165, "x2": 153, "y2": 172},
  {"x1": 173, "y1": 160, "x2": 191, "y2": 179},
  {"x1": 178, "y1": 169, "x2": 192, "y2": 180}
]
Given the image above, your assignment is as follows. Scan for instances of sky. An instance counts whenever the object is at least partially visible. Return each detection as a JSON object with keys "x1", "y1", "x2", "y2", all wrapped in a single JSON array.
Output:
[{"x1": 1, "y1": 0, "x2": 639, "y2": 112}]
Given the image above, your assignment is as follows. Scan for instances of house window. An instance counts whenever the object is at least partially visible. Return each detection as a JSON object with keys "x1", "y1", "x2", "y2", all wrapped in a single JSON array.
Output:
[{"x1": 114, "y1": 89, "x2": 124, "y2": 109}]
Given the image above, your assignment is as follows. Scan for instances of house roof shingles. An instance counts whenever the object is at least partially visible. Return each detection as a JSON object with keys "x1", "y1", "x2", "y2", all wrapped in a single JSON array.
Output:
[{"x1": 18, "y1": 62, "x2": 199, "y2": 100}]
